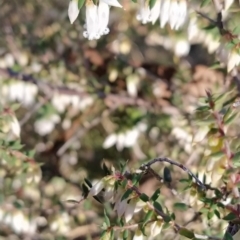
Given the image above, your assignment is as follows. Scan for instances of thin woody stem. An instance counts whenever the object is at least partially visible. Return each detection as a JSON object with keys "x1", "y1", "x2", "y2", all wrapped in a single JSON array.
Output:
[{"x1": 140, "y1": 157, "x2": 206, "y2": 190}]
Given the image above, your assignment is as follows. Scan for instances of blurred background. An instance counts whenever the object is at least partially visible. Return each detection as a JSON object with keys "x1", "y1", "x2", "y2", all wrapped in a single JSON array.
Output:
[{"x1": 0, "y1": 0, "x2": 239, "y2": 239}]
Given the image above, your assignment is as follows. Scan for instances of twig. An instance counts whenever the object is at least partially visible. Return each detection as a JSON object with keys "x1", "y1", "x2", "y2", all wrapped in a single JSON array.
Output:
[
  {"x1": 0, "y1": 67, "x2": 158, "y2": 110},
  {"x1": 140, "y1": 157, "x2": 206, "y2": 190}
]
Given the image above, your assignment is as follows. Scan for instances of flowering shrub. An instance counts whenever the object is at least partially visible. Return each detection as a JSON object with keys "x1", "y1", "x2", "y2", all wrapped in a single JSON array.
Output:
[
  {"x1": 75, "y1": 91, "x2": 240, "y2": 240},
  {"x1": 1, "y1": 0, "x2": 240, "y2": 239}
]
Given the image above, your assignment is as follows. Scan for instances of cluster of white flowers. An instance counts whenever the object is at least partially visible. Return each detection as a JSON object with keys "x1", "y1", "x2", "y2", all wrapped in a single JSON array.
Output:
[
  {"x1": 103, "y1": 122, "x2": 147, "y2": 151},
  {"x1": 136, "y1": 0, "x2": 187, "y2": 30},
  {"x1": 68, "y1": 0, "x2": 122, "y2": 40},
  {"x1": 89, "y1": 173, "x2": 163, "y2": 239},
  {"x1": 51, "y1": 91, "x2": 94, "y2": 113},
  {"x1": 0, "y1": 208, "x2": 37, "y2": 235},
  {"x1": 217, "y1": 43, "x2": 240, "y2": 72},
  {"x1": 1, "y1": 81, "x2": 38, "y2": 107}
]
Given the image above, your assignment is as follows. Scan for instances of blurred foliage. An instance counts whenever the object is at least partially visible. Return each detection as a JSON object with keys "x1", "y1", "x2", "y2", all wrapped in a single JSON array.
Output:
[{"x1": 1, "y1": 0, "x2": 240, "y2": 239}]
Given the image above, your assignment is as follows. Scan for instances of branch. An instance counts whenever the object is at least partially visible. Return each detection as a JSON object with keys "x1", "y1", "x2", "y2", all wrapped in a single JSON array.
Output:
[{"x1": 140, "y1": 157, "x2": 206, "y2": 190}]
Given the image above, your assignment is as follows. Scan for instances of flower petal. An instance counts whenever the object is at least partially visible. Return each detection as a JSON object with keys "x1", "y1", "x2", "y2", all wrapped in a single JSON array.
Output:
[
  {"x1": 103, "y1": 134, "x2": 117, "y2": 149},
  {"x1": 68, "y1": 0, "x2": 80, "y2": 24},
  {"x1": 101, "y1": 0, "x2": 122, "y2": 7},
  {"x1": 89, "y1": 181, "x2": 104, "y2": 196},
  {"x1": 98, "y1": 1, "x2": 110, "y2": 36}
]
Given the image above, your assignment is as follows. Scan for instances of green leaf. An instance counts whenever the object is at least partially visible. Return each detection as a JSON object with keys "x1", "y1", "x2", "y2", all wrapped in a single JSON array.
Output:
[
  {"x1": 123, "y1": 230, "x2": 128, "y2": 240},
  {"x1": 82, "y1": 183, "x2": 89, "y2": 198},
  {"x1": 233, "y1": 24, "x2": 240, "y2": 36},
  {"x1": 163, "y1": 167, "x2": 172, "y2": 183},
  {"x1": 151, "y1": 189, "x2": 160, "y2": 201},
  {"x1": 207, "y1": 211, "x2": 214, "y2": 220},
  {"x1": 153, "y1": 201, "x2": 163, "y2": 212},
  {"x1": 120, "y1": 160, "x2": 128, "y2": 174},
  {"x1": 122, "y1": 178, "x2": 128, "y2": 189},
  {"x1": 223, "y1": 212, "x2": 236, "y2": 221},
  {"x1": 93, "y1": 195, "x2": 103, "y2": 204},
  {"x1": 202, "y1": 24, "x2": 216, "y2": 30},
  {"x1": 223, "y1": 212, "x2": 237, "y2": 221},
  {"x1": 149, "y1": 0, "x2": 157, "y2": 9},
  {"x1": 214, "y1": 209, "x2": 221, "y2": 219},
  {"x1": 102, "y1": 163, "x2": 111, "y2": 175},
  {"x1": 195, "y1": 105, "x2": 210, "y2": 112},
  {"x1": 225, "y1": 232, "x2": 234, "y2": 240},
  {"x1": 100, "y1": 230, "x2": 107, "y2": 238},
  {"x1": 132, "y1": 173, "x2": 142, "y2": 186},
  {"x1": 104, "y1": 209, "x2": 110, "y2": 226},
  {"x1": 139, "y1": 193, "x2": 149, "y2": 202},
  {"x1": 201, "y1": 0, "x2": 211, "y2": 7},
  {"x1": 223, "y1": 107, "x2": 232, "y2": 122},
  {"x1": 84, "y1": 178, "x2": 92, "y2": 188},
  {"x1": 162, "y1": 222, "x2": 170, "y2": 229},
  {"x1": 173, "y1": 203, "x2": 188, "y2": 211},
  {"x1": 65, "y1": 199, "x2": 79, "y2": 204},
  {"x1": 10, "y1": 103, "x2": 21, "y2": 111},
  {"x1": 224, "y1": 112, "x2": 238, "y2": 125},
  {"x1": 179, "y1": 228, "x2": 194, "y2": 239},
  {"x1": 143, "y1": 210, "x2": 154, "y2": 226},
  {"x1": 78, "y1": 0, "x2": 85, "y2": 9},
  {"x1": 179, "y1": 178, "x2": 190, "y2": 183},
  {"x1": 209, "y1": 151, "x2": 225, "y2": 158},
  {"x1": 232, "y1": 152, "x2": 240, "y2": 167},
  {"x1": 121, "y1": 189, "x2": 132, "y2": 201}
]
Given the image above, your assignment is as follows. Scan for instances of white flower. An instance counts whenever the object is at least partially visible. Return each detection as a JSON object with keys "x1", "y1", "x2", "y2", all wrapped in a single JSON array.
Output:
[
  {"x1": 83, "y1": 0, "x2": 122, "y2": 40},
  {"x1": 116, "y1": 198, "x2": 128, "y2": 217},
  {"x1": 88, "y1": 180, "x2": 105, "y2": 196},
  {"x1": 149, "y1": 0, "x2": 161, "y2": 24},
  {"x1": 116, "y1": 133, "x2": 125, "y2": 151},
  {"x1": 217, "y1": 44, "x2": 240, "y2": 72},
  {"x1": 124, "y1": 199, "x2": 137, "y2": 223},
  {"x1": 174, "y1": 0, "x2": 187, "y2": 30},
  {"x1": 150, "y1": 220, "x2": 163, "y2": 237},
  {"x1": 103, "y1": 133, "x2": 117, "y2": 149},
  {"x1": 102, "y1": 0, "x2": 122, "y2": 7},
  {"x1": 169, "y1": 0, "x2": 178, "y2": 29},
  {"x1": 126, "y1": 74, "x2": 140, "y2": 97},
  {"x1": 160, "y1": 0, "x2": 170, "y2": 28},
  {"x1": 10, "y1": 116, "x2": 21, "y2": 139},
  {"x1": 98, "y1": 1, "x2": 110, "y2": 36},
  {"x1": 136, "y1": 0, "x2": 151, "y2": 24},
  {"x1": 124, "y1": 129, "x2": 139, "y2": 147},
  {"x1": 224, "y1": 0, "x2": 234, "y2": 9},
  {"x1": 133, "y1": 229, "x2": 144, "y2": 240},
  {"x1": 84, "y1": 0, "x2": 99, "y2": 40},
  {"x1": 34, "y1": 114, "x2": 60, "y2": 136},
  {"x1": 68, "y1": 0, "x2": 80, "y2": 24},
  {"x1": 103, "y1": 186, "x2": 115, "y2": 201},
  {"x1": 174, "y1": 39, "x2": 190, "y2": 57},
  {"x1": 136, "y1": 0, "x2": 161, "y2": 25},
  {"x1": 159, "y1": 0, "x2": 187, "y2": 29}
]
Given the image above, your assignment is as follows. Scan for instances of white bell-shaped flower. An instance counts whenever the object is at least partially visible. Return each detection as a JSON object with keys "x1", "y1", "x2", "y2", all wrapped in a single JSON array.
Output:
[
  {"x1": 160, "y1": 0, "x2": 170, "y2": 28},
  {"x1": 68, "y1": 0, "x2": 80, "y2": 24},
  {"x1": 149, "y1": 0, "x2": 161, "y2": 24},
  {"x1": 84, "y1": 0, "x2": 99, "y2": 40},
  {"x1": 175, "y1": 0, "x2": 187, "y2": 30},
  {"x1": 102, "y1": 0, "x2": 122, "y2": 7},
  {"x1": 98, "y1": 1, "x2": 110, "y2": 36},
  {"x1": 136, "y1": 0, "x2": 150, "y2": 24}
]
